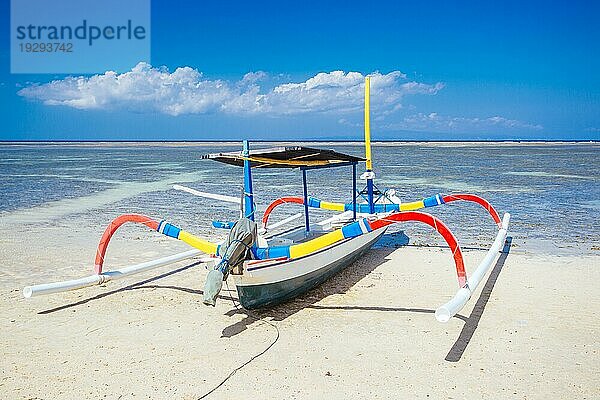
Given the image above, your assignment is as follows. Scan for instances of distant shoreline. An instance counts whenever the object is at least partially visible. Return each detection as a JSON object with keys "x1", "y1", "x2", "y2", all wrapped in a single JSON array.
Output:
[{"x1": 1, "y1": 139, "x2": 598, "y2": 147}]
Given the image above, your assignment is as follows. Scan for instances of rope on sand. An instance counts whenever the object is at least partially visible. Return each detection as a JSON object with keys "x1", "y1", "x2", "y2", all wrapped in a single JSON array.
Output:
[{"x1": 197, "y1": 282, "x2": 280, "y2": 399}]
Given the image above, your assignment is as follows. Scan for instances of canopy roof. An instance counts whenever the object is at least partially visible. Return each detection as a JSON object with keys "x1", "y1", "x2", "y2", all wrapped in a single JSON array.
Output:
[{"x1": 201, "y1": 146, "x2": 365, "y2": 169}]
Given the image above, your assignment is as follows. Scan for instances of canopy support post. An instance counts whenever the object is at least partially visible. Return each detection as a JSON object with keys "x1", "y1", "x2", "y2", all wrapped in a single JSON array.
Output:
[{"x1": 302, "y1": 168, "x2": 310, "y2": 233}]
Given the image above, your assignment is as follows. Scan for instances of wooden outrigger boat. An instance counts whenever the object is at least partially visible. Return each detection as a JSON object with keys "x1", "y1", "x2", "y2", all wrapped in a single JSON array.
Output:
[{"x1": 23, "y1": 78, "x2": 510, "y2": 322}]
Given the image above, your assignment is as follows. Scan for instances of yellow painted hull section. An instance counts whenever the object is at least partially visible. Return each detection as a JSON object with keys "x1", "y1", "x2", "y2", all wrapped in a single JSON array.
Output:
[{"x1": 289, "y1": 229, "x2": 345, "y2": 259}]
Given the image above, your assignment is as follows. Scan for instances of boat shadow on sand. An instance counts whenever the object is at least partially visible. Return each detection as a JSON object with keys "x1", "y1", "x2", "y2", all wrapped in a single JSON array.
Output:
[
  {"x1": 39, "y1": 232, "x2": 512, "y2": 362},
  {"x1": 222, "y1": 232, "x2": 513, "y2": 363}
]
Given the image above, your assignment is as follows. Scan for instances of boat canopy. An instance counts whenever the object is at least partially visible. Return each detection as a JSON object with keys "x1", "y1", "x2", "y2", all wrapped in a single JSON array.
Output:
[{"x1": 201, "y1": 146, "x2": 365, "y2": 169}]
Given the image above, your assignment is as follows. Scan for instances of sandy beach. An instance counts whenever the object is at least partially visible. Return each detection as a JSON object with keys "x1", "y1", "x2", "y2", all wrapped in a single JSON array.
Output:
[{"x1": 1, "y1": 215, "x2": 598, "y2": 399}]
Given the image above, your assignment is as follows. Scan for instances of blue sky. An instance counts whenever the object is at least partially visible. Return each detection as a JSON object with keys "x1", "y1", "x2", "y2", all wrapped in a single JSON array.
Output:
[{"x1": 1, "y1": 0, "x2": 599, "y2": 141}]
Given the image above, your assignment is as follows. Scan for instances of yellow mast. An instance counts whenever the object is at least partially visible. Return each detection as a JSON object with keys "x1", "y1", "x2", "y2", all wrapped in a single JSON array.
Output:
[
  {"x1": 364, "y1": 76, "x2": 372, "y2": 171},
  {"x1": 363, "y1": 76, "x2": 375, "y2": 213}
]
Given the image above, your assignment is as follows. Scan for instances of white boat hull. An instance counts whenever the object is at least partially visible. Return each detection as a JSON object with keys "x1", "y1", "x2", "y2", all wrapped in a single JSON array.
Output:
[{"x1": 233, "y1": 227, "x2": 387, "y2": 309}]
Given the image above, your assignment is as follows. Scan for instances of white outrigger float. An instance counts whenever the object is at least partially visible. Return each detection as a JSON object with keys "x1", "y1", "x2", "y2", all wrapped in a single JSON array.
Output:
[{"x1": 23, "y1": 78, "x2": 510, "y2": 323}]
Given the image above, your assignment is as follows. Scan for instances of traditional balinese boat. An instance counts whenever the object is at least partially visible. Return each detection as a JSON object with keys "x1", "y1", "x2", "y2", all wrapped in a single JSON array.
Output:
[{"x1": 23, "y1": 78, "x2": 510, "y2": 322}]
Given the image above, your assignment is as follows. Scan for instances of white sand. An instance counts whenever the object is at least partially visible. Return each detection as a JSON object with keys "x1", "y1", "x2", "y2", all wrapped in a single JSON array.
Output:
[{"x1": 1, "y1": 218, "x2": 598, "y2": 400}]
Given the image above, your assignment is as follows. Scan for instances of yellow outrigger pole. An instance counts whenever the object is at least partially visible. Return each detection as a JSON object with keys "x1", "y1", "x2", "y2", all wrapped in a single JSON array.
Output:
[{"x1": 364, "y1": 76, "x2": 375, "y2": 213}]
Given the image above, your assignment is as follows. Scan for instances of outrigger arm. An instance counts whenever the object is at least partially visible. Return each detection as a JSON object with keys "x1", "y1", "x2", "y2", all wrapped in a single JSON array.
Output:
[{"x1": 23, "y1": 213, "x2": 220, "y2": 298}]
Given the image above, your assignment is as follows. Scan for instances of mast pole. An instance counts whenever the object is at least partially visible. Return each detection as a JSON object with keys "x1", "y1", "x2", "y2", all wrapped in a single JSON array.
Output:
[
  {"x1": 242, "y1": 140, "x2": 255, "y2": 221},
  {"x1": 364, "y1": 76, "x2": 375, "y2": 213}
]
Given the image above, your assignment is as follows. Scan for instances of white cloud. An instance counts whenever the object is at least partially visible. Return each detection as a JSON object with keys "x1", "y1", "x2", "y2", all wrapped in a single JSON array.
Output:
[
  {"x1": 18, "y1": 62, "x2": 442, "y2": 116},
  {"x1": 384, "y1": 112, "x2": 543, "y2": 132}
]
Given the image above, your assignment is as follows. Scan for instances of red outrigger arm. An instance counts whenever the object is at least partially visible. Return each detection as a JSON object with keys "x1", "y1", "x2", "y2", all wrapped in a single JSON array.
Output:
[
  {"x1": 368, "y1": 211, "x2": 467, "y2": 287},
  {"x1": 94, "y1": 214, "x2": 219, "y2": 274},
  {"x1": 23, "y1": 213, "x2": 215, "y2": 298},
  {"x1": 442, "y1": 194, "x2": 501, "y2": 227},
  {"x1": 262, "y1": 196, "x2": 304, "y2": 226},
  {"x1": 94, "y1": 214, "x2": 159, "y2": 274}
]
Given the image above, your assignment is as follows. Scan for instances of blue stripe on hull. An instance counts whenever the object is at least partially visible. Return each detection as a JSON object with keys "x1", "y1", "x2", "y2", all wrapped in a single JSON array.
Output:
[{"x1": 236, "y1": 231, "x2": 385, "y2": 309}]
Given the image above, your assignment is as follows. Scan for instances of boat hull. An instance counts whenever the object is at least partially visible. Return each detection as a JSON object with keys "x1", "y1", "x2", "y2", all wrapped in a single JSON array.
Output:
[{"x1": 234, "y1": 227, "x2": 386, "y2": 309}]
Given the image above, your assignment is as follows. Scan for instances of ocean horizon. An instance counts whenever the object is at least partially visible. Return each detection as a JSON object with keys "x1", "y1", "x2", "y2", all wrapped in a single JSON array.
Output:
[{"x1": 1, "y1": 139, "x2": 599, "y2": 144}]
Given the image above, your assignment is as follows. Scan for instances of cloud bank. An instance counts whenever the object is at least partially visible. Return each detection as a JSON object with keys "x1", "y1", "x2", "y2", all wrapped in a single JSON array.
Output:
[
  {"x1": 392, "y1": 112, "x2": 544, "y2": 132},
  {"x1": 18, "y1": 62, "x2": 542, "y2": 133},
  {"x1": 18, "y1": 62, "x2": 442, "y2": 116}
]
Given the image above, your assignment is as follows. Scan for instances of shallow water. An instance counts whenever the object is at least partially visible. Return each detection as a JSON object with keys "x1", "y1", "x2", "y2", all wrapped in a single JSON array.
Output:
[{"x1": 0, "y1": 142, "x2": 598, "y2": 255}]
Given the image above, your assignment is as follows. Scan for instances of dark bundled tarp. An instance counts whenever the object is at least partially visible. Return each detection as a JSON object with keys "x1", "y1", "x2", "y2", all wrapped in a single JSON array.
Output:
[
  {"x1": 218, "y1": 218, "x2": 258, "y2": 276},
  {"x1": 203, "y1": 218, "x2": 257, "y2": 306}
]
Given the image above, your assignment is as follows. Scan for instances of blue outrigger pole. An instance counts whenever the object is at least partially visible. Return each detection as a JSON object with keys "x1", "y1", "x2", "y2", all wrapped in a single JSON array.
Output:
[{"x1": 242, "y1": 140, "x2": 255, "y2": 221}]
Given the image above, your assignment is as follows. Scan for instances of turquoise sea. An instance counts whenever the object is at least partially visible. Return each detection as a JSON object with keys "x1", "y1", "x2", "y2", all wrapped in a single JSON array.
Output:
[{"x1": 1, "y1": 142, "x2": 598, "y2": 255}]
